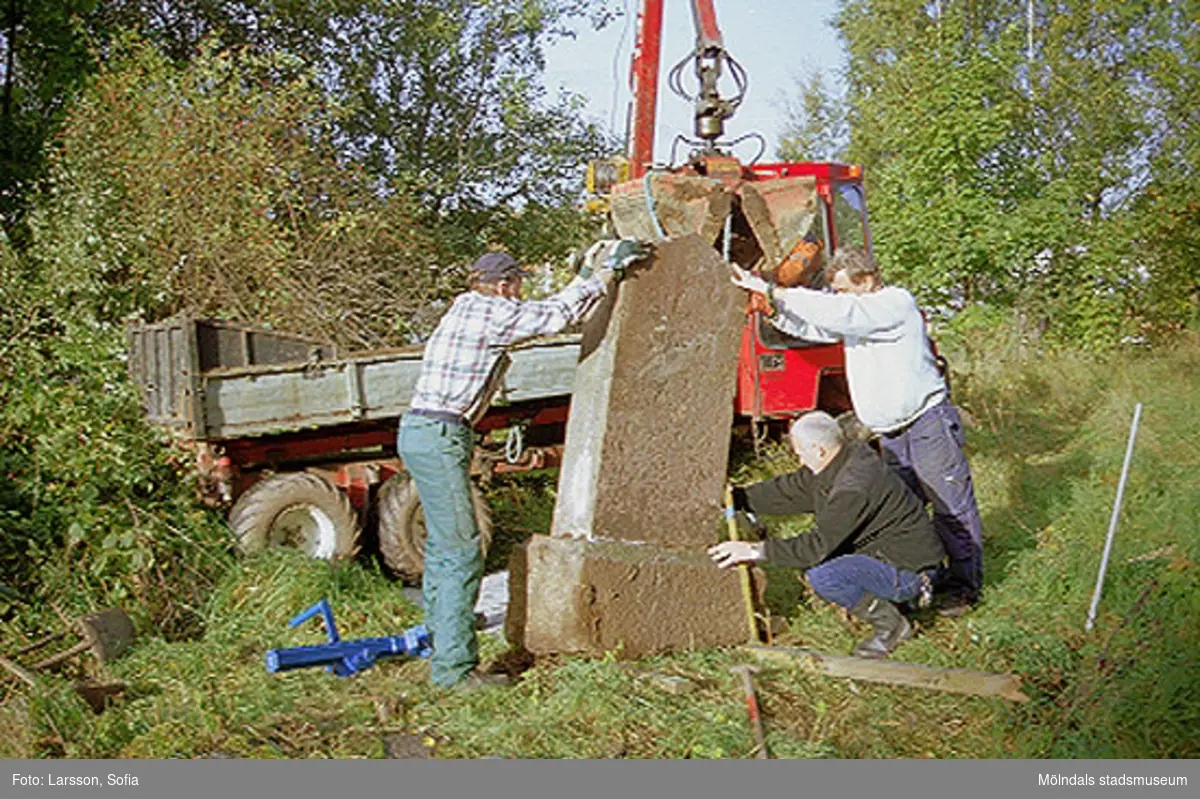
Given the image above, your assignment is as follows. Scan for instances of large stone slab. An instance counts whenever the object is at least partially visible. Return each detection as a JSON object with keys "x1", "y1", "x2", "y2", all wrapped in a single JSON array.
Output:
[
  {"x1": 507, "y1": 536, "x2": 761, "y2": 657},
  {"x1": 512, "y1": 233, "x2": 755, "y2": 657},
  {"x1": 609, "y1": 173, "x2": 732, "y2": 244},
  {"x1": 551, "y1": 233, "x2": 745, "y2": 548}
]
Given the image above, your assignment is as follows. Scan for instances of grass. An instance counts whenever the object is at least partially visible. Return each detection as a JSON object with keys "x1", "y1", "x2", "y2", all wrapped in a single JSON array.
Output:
[{"x1": 1, "y1": 337, "x2": 1196, "y2": 759}]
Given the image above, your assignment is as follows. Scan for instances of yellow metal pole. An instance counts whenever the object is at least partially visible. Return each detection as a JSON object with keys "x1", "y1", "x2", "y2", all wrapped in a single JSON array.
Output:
[{"x1": 724, "y1": 484, "x2": 762, "y2": 644}]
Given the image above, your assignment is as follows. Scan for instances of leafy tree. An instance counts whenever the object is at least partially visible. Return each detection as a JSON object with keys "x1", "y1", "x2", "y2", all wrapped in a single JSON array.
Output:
[
  {"x1": 23, "y1": 38, "x2": 474, "y2": 348},
  {"x1": 778, "y1": 71, "x2": 848, "y2": 163},
  {"x1": 259, "y1": 0, "x2": 616, "y2": 264},
  {"x1": 1, "y1": 0, "x2": 107, "y2": 238},
  {"x1": 2, "y1": 1, "x2": 615, "y2": 252},
  {"x1": 824, "y1": 0, "x2": 1199, "y2": 346}
]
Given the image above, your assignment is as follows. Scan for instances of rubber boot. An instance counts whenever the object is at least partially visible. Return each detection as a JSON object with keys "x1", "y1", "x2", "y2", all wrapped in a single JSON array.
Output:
[{"x1": 849, "y1": 594, "x2": 912, "y2": 659}]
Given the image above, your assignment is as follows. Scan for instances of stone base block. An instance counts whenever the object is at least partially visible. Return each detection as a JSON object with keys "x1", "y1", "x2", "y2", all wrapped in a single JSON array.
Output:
[{"x1": 507, "y1": 535, "x2": 764, "y2": 657}]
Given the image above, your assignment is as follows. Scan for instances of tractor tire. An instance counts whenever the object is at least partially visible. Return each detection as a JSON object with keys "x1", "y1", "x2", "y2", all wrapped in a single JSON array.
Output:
[
  {"x1": 229, "y1": 471, "x2": 361, "y2": 561},
  {"x1": 376, "y1": 473, "x2": 492, "y2": 582}
]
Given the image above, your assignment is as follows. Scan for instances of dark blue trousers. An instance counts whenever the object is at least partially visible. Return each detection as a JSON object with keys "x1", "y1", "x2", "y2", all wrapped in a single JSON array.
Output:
[
  {"x1": 806, "y1": 554, "x2": 932, "y2": 610},
  {"x1": 880, "y1": 400, "x2": 984, "y2": 598}
]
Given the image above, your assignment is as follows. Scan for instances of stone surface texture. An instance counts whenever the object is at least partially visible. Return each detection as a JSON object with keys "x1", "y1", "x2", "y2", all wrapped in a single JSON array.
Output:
[
  {"x1": 512, "y1": 233, "x2": 757, "y2": 657},
  {"x1": 610, "y1": 173, "x2": 732, "y2": 244},
  {"x1": 507, "y1": 536, "x2": 763, "y2": 657},
  {"x1": 738, "y1": 175, "x2": 818, "y2": 270},
  {"x1": 551, "y1": 233, "x2": 744, "y2": 547}
]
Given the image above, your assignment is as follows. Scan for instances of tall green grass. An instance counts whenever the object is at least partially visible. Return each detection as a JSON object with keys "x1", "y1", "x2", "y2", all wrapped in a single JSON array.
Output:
[{"x1": 1, "y1": 338, "x2": 1195, "y2": 758}]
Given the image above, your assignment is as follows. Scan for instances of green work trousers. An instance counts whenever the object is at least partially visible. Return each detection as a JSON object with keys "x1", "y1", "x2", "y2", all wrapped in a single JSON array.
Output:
[{"x1": 397, "y1": 413, "x2": 482, "y2": 687}]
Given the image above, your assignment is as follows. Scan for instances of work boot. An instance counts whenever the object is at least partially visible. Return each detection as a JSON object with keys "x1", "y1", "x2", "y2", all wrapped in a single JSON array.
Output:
[
  {"x1": 934, "y1": 591, "x2": 978, "y2": 618},
  {"x1": 848, "y1": 594, "x2": 912, "y2": 659}
]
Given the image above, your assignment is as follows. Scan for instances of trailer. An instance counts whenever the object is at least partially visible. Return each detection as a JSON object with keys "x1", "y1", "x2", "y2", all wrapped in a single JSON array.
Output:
[{"x1": 127, "y1": 315, "x2": 581, "y2": 579}]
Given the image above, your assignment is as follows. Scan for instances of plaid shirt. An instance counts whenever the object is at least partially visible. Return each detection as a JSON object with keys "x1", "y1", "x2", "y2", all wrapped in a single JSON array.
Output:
[{"x1": 410, "y1": 275, "x2": 607, "y2": 417}]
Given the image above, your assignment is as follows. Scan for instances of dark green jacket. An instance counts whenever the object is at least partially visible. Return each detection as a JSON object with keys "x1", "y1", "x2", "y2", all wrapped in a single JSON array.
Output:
[{"x1": 737, "y1": 441, "x2": 945, "y2": 572}]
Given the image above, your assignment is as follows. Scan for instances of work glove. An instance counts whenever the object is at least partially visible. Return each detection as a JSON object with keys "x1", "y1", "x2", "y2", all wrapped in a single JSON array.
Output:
[
  {"x1": 707, "y1": 540, "x2": 766, "y2": 569},
  {"x1": 576, "y1": 239, "x2": 654, "y2": 281},
  {"x1": 603, "y1": 238, "x2": 654, "y2": 280},
  {"x1": 729, "y1": 263, "x2": 770, "y2": 296}
]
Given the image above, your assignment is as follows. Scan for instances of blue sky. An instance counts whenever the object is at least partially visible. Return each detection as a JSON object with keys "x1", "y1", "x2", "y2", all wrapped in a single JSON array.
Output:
[{"x1": 543, "y1": 0, "x2": 847, "y2": 164}]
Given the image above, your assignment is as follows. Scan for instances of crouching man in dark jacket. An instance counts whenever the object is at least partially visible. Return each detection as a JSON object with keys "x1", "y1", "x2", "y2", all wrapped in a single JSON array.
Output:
[{"x1": 709, "y1": 411, "x2": 945, "y2": 659}]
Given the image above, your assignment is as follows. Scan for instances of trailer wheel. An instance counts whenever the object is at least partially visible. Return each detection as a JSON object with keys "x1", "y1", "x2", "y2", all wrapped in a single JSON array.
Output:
[
  {"x1": 376, "y1": 473, "x2": 492, "y2": 582},
  {"x1": 229, "y1": 472, "x2": 361, "y2": 561}
]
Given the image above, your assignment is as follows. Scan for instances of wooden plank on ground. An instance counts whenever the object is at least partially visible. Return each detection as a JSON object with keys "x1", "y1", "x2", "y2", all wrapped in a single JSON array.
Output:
[{"x1": 742, "y1": 644, "x2": 1030, "y2": 703}]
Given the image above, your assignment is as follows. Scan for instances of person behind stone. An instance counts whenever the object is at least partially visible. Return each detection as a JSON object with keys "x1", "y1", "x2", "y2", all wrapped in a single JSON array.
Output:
[
  {"x1": 729, "y1": 246, "x2": 984, "y2": 616},
  {"x1": 708, "y1": 411, "x2": 945, "y2": 659},
  {"x1": 398, "y1": 243, "x2": 649, "y2": 690}
]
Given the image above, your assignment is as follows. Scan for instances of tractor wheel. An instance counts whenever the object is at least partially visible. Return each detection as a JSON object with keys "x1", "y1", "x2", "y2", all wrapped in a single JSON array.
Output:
[
  {"x1": 229, "y1": 472, "x2": 361, "y2": 561},
  {"x1": 376, "y1": 473, "x2": 492, "y2": 582}
]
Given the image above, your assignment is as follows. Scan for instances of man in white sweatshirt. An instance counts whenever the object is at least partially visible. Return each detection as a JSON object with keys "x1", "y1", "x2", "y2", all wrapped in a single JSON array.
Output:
[{"x1": 730, "y1": 247, "x2": 983, "y2": 615}]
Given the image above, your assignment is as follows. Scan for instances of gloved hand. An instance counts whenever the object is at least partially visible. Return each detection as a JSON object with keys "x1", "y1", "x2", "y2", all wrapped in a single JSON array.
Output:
[
  {"x1": 576, "y1": 239, "x2": 655, "y2": 281},
  {"x1": 729, "y1": 263, "x2": 770, "y2": 296},
  {"x1": 707, "y1": 540, "x2": 766, "y2": 569},
  {"x1": 603, "y1": 239, "x2": 654, "y2": 280}
]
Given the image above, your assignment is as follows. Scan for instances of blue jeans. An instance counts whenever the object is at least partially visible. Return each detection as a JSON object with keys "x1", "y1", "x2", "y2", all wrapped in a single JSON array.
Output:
[
  {"x1": 880, "y1": 400, "x2": 984, "y2": 598},
  {"x1": 397, "y1": 414, "x2": 482, "y2": 687},
  {"x1": 806, "y1": 554, "x2": 932, "y2": 610}
]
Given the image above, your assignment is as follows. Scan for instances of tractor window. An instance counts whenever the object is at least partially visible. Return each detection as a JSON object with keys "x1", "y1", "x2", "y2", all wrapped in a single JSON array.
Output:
[
  {"x1": 832, "y1": 182, "x2": 868, "y2": 252},
  {"x1": 757, "y1": 201, "x2": 834, "y2": 348},
  {"x1": 769, "y1": 201, "x2": 829, "y2": 291}
]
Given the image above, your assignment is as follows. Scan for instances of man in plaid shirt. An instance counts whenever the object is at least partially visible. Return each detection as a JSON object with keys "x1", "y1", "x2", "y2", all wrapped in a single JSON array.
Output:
[{"x1": 399, "y1": 244, "x2": 649, "y2": 689}]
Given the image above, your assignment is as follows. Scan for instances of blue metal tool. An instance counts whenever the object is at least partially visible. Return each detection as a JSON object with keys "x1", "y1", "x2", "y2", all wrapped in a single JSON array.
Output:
[{"x1": 265, "y1": 598, "x2": 431, "y2": 678}]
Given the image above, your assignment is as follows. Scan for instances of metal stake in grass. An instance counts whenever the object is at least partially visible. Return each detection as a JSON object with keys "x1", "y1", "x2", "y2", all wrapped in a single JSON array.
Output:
[{"x1": 1085, "y1": 402, "x2": 1143, "y2": 632}]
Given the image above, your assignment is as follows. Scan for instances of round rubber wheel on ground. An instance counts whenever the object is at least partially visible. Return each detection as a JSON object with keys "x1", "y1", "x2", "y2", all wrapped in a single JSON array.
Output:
[
  {"x1": 229, "y1": 471, "x2": 361, "y2": 561},
  {"x1": 376, "y1": 473, "x2": 492, "y2": 582}
]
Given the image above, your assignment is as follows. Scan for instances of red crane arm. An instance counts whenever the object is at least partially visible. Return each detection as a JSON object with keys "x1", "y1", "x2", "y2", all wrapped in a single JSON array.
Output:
[
  {"x1": 628, "y1": 0, "x2": 728, "y2": 177},
  {"x1": 629, "y1": 0, "x2": 664, "y2": 178},
  {"x1": 689, "y1": 0, "x2": 723, "y2": 51}
]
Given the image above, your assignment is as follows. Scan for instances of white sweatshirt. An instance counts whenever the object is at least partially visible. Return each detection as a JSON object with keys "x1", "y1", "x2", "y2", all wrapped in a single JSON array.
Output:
[{"x1": 770, "y1": 285, "x2": 946, "y2": 433}]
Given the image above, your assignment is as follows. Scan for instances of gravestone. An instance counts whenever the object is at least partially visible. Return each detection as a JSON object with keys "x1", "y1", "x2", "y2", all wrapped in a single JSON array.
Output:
[{"x1": 508, "y1": 234, "x2": 759, "y2": 656}]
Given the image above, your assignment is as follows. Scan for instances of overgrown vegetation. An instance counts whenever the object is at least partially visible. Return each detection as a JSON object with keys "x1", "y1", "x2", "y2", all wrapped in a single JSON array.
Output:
[
  {"x1": 2, "y1": 336, "x2": 1194, "y2": 759},
  {"x1": 0, "y1": 17, "x2": 605, "y2": 637},
  {"x1": 1, "y1": 2, "x2": 615, "y2": 250},
  {"x1": 781, "y1": 0, "x2": 1199, "y2": 347}
]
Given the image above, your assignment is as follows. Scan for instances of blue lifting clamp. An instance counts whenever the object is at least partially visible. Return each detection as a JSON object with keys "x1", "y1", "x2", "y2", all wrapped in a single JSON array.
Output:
[{"x1": 265, "y1": 598, "x2": 431, "y2": 678}]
